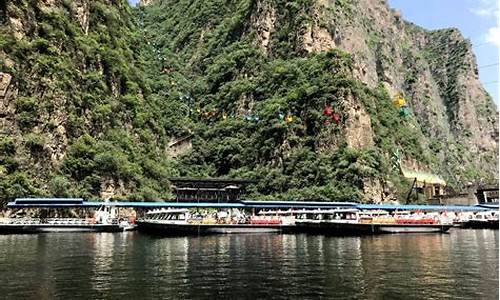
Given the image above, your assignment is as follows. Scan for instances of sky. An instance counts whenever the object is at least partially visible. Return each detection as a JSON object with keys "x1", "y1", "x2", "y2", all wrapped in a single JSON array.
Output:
[
  {"x1": 127, "y1": 0, "x2": 499, "y2": 103},
  {"x1": 388, "y1": 0, "x2": 499, "y2": 103}
]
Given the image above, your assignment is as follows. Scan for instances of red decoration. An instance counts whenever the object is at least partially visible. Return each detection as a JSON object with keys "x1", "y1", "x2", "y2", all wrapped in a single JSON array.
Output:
[
  {"x1": 323, "y1": 105, "x2": 333, "y2": 116},
  {"x1": 331, "y1": 113, "x2": 341, "y2": 124}
]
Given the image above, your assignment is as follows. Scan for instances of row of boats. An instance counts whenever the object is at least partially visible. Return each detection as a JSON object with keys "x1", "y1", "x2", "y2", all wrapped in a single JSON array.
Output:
[
  {"x1": 136, "y1": 208, "x2": 499, "y2": 235},
  {"x1": 2, "y1": 207, "x2": 496, "y2": 235}
]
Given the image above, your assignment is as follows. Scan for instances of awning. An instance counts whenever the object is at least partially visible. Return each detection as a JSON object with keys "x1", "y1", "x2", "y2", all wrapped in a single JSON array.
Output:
[{"x1": 401, "y1": 168, "x2": 446, "y2": 185}]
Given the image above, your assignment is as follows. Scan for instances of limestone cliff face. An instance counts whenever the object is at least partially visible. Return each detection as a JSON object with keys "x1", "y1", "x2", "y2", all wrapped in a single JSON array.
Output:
[
  {"x1": 245, "y1": 0, "x2": 498, "y2": 186},
  {"x1": 0, "y1": 0, "x2": 176, "y2": 202}
]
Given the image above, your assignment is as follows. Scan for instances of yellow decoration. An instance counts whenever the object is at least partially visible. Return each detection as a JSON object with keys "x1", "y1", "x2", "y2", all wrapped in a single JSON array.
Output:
[
  {"x1": 222, "y1": 112, "x2": 228, "y2": 120},
  {"x1": 285, "y1": 115, "x2": 294, "y2": 123},
  {"x1": 393, "y1": 93, "x2": 406, "y2": 108},
  {"x1": 401, "y1": 168, "x2": 446, "y2": 186}
]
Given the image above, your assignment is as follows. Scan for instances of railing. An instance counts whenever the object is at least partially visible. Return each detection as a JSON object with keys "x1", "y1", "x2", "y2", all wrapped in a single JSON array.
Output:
[{"x1": 0, "y1": 218, "x2": 98, "y2": 225}]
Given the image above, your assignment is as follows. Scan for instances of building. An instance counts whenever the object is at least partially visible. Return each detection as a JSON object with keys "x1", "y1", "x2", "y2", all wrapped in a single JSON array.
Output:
[
  {"x1": 402, "y1": 168, "x2": 447, "y2": 200},
  {"x1": 475, "y1": 187, "x2": 499, "y2": 204},
  {"x1": 168, "y1": 177, "x2": 256, "y2": 203}
]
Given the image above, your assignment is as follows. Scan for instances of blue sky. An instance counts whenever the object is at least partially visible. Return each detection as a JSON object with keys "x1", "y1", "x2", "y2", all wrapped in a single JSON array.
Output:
[
  {"x1": 127, "y1": 0, "x2": 499, "y2": 103},
  {"x1": 388, "y1": 0, "x2": 499, "y2": 103}
]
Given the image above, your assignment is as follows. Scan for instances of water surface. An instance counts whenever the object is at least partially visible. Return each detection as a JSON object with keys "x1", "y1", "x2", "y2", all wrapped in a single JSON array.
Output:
[{"x1": 0, "y1": 230, "x2": 497, "y2": 299}]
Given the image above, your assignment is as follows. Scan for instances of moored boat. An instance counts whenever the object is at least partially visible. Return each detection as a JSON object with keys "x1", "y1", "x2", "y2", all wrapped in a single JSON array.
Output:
[
  {"x1": 137, "y1": 209, "x2": 294, "y2": 235},
  {"x1": 460, "y1": 211, "x2": 499, "y2": 229},
  {"x1": 0, "y1": 218, "x2": 126, "y2": 233},
  {"x1": 0, "y1": 201, "x2": 136, "y2": 234},
  {"x1": 295, "y1": 209, "x2": 453, "y2": 234}
]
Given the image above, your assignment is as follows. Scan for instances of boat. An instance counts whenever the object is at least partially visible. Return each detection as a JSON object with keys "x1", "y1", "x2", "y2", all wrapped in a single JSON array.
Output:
[
  {"x1": 0, "y1": 206, "x2": 136, "y2": 234},
  {"x1": 460, "y1": 211, "x2": 499, "y2": 229},
  {"x1": 0, "y1": 218, "x2": 127, "y2": 233},
  {"x1": 294, "y1": 208, "x2": 453, "y2": 234},
  {"x1": 136, "y1": 208, "x2": 294, "y2": 235}
]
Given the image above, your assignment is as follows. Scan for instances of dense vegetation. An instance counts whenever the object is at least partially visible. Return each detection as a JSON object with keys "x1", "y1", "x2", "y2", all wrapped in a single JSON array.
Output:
[
  {"x1": 135, "y1": 0, "x2": 423, "y2": 201},
  {"x1": 0, "y1": 0, "x2": 178, "y2": 204},
  {"x1": 0, "y1": 0, "x2": 496, "y2": 205}
]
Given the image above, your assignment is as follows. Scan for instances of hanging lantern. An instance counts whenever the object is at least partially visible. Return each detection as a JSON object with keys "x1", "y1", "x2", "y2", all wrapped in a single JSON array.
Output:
[
  {"x1": 323, "y1": 105, "x2": 333, "y2": 116},
  {"x1": 331, "y1": 113, "x2": 341, "y2": 124},
  {"x1": 399, "y1": 106, "x2": 410, "y2": 118},
  {"x1": 393, "y1": 93, "x2": 406, "y2": 108}
]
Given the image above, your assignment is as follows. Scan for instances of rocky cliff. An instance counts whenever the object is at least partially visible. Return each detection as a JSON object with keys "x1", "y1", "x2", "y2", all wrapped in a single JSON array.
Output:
[
  {"x1": 0, "y1": 0, "x2": 497, "y2": 204},
  {"x1": 0, "y1": 0, "x2": 178, "y2": 203}
]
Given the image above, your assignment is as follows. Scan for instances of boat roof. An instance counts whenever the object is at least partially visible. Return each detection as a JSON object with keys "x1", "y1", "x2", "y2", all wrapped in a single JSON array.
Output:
[
  {"x1": 357, "y1": 204, "x2": 487, "y2": 212},
  {"x1": 146, "y1": 208, "x2": 189, "y2": 215},
  {"x1": 8, "y1": 198, "x2": 95, "y2": 208},
  {"x1": 359, "y1": 210, "x2": 389, "y2": 215},
  {"x1": 476, "y1": 203, "x2": 499, "y2": 210},
  {"x1": 258, "y1": 208, "x2": 359, "y2": 214}
]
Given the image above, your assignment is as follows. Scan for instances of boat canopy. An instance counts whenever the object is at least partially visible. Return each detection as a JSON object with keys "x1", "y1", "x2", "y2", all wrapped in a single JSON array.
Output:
[
  {"x1": 146, "y1": 208, "x2": 189, "y2": 215},
  {"x1": 7, "y1": 198, "x2": 100, "y2": 208},
  {"x1": 258, "y1": 208, "x2": 359, "y2": 215},
  {"x1": 357, "y1": 204, "x2": 487, "y2": 212}
]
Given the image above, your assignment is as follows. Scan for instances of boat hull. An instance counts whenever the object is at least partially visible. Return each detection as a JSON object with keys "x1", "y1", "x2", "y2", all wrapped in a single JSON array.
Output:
[
  {"x1": 137, "y1": 221, "x2": 294, "y2": 235},
  {"x1": 461, "y1": 220, "x2": 499, "y2": 229},
  {"x1": 295, "y1": 221, "x2": 452, "y2": 235},
  {"x1": 0, "y1": 223, "x2": 124, "y2": 234}
]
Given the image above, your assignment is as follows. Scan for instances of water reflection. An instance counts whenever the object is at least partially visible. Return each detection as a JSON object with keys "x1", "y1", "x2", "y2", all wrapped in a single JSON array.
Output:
[{"x1": 0, "y1": 230, "x2": 497, "y2": 299}]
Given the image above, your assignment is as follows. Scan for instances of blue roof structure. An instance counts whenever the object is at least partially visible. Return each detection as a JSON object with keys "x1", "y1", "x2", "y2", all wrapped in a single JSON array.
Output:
[
  {"x1": 357, "y1": 204, "x2": 488, "y2": 212},
  {"x1": 8, "y1": 198, "x2": 100, "y2": 208},
  {"x1": 6, "y1": 198, "x2": 492, "y2": 211},
  {"x1": 476, "y1": 203, "x2": 499, "y2": 210},
  {"x1": 241, "y1": 200, "x2": 358, "y2": 207}
]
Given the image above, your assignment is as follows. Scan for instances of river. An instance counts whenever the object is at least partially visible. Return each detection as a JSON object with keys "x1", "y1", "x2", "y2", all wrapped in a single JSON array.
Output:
[{"x1": 0, "y1": 230, "x2": 497, "y2": 299}]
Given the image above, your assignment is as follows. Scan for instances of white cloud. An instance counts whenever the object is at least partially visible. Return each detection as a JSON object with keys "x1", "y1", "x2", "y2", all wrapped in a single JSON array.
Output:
[
  {"x1": 469, "y1": 0, "x2": 500, "y2": 47},
  {"x1": 485, "y1": 25, "x2": 500, "y2": 47},
  {"x1": 471, "y1": 7, "x2": 496, "y2": 18},
  {"x1": 469, "y1": 0, "x2": 499, "y2": 18}
]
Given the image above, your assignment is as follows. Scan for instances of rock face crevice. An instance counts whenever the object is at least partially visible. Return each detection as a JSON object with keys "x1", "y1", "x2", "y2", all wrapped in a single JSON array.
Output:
[{"x1": 249, "y1": 0, "x2": 277, "y2": 53}]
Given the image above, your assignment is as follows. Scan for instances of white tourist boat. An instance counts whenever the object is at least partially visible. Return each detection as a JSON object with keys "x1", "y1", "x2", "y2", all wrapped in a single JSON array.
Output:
[
  {"x1": 294, "y1": 208, "x2": 453, "y2": 234},
  {"x1": 137, "y1": 208, "x2": 294, "y2": 235}
]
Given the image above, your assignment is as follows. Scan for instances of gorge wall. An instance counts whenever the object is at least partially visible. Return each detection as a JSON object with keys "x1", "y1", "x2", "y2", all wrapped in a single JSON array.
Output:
[{"x1": 0, "y1": 0, "x2": 497, "y2": 204}]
